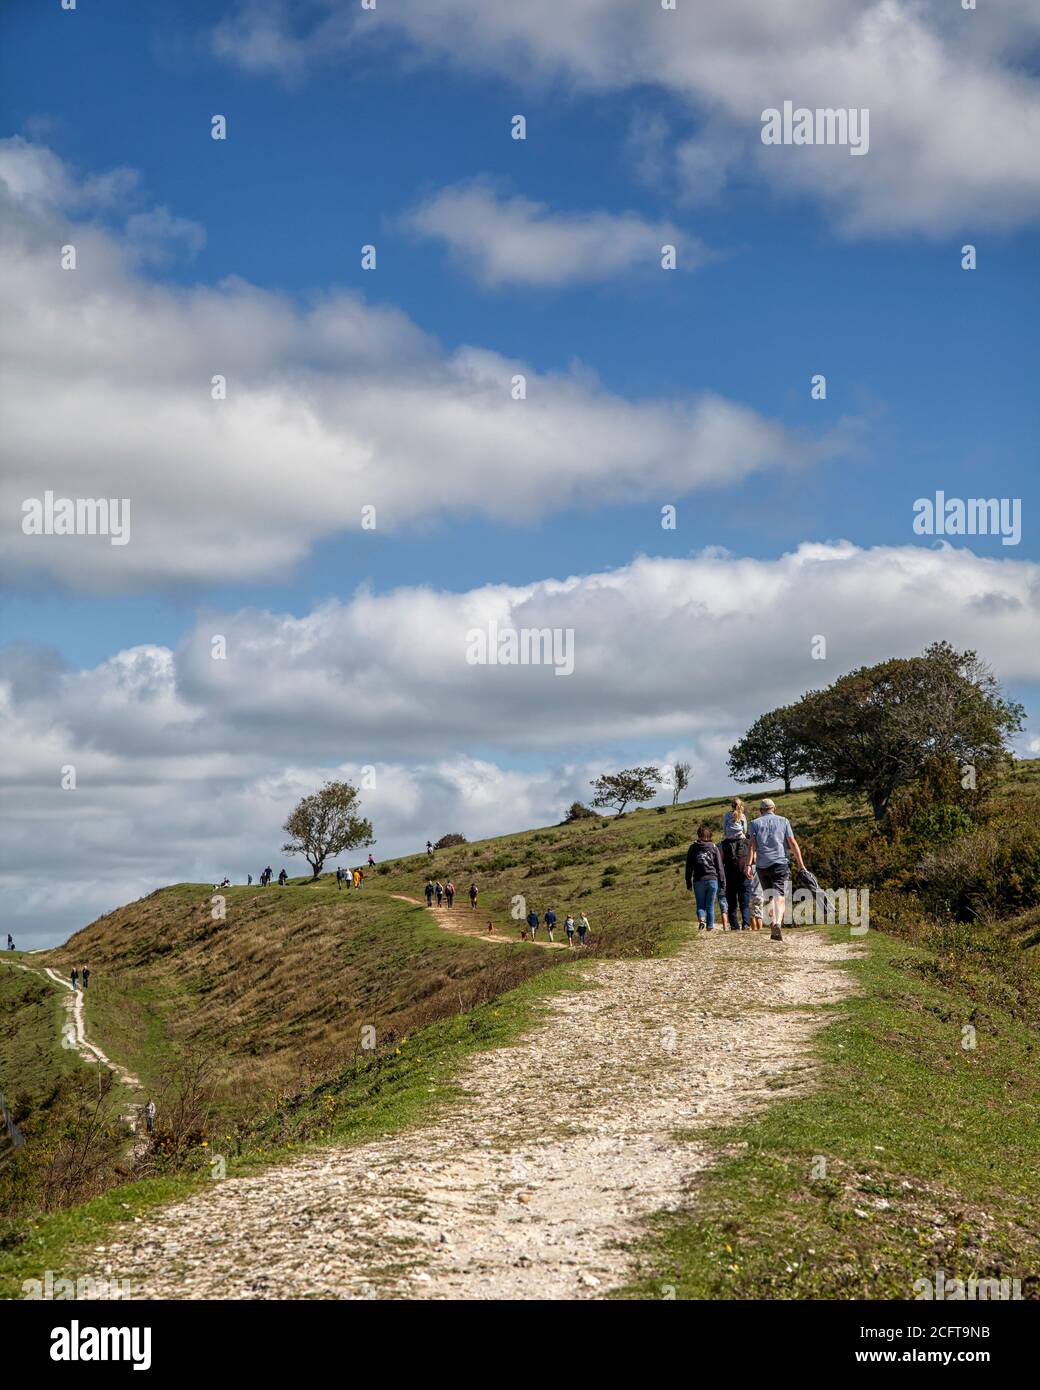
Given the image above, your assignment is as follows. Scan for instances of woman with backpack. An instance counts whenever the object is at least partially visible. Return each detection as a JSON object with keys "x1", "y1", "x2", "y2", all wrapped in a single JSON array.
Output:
[
  {"x1": 684, "y1": 824, "x2": 726, "y2": 930},
  {"x1": 720, "y1": 830, "x2": 753, "y2": 931}
]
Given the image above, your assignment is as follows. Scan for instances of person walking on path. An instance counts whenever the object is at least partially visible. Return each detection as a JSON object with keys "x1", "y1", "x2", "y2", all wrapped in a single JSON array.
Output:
[
  {"x1": 746, "y1": 797, "x2": 806, "y2": 942},
  {"x1": 367, "y1": 853, "x2": 375, "y2": 867},
  {"x1": 544, "y1": 907, "x2": 557, "y2": 942},
  {"x1": 723, "y1": 797, "x2": 747, "y2": 840},
  {"x1": 247, "y1": 873, "x2": 252, "y2": 886},
  {"x1": 82, "y1": 967, "x2": 90, "y2": 989},
  {"x1": 356, "y1": 868, "x2": 364, "y2": 889},
  {"x1": 353, "y1": 868, "x2": 361, "y2": 889},
  {"x1": 278, "y1": 869, "x2": 288, "y2": 886},
  {"x1": 435, "y1": 881, "x2": 444, "y2": 906},
  {"x1": 469, "y1": 883, "x2": 478, "y2": 909},
  {"x1": 564, "y1": 914, "x2": 575, "y2": 946},
  {"x1": 577, "y1": 913, "x2": 590, "y2": 947},
  {"x1": 721, "y1": 830, "x2": 753, "y2": 931},
  {"x1": 425, "y1": 879, "x2": 435, "y2": 906},
  {"x1": 70, "y1": 967, "x2": 78, "y2": 990},
  {"x1": 685, "y1": 824, "x2": 725, "y2": 930},
  {"x1": 336, "y1": 867, "x2": 344, "y2": 891},
  {"x1": 445, "y1": 880, "x2": 455, "y2": 907},
  {"x1": 748, "y1": 872, "x2": 765, "y2": 931},
  {"x1": 144, "y1": 1099, "x2": 156, "y2": 1135},
  {"x1": 526, "y1": 908, "x2": 539, "y2": 941}
]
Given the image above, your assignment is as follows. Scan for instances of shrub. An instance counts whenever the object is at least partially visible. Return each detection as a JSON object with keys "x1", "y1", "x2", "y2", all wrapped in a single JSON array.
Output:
[
  {"x1": 906, "y1": 803, "x2": 977, "y2": 846},
  {"x1": 650, "y1": 831, "x2": 683, "y2": 851},
  {"x1": 563, "y1": 802, "x2": 600, "y2": 822},
  {"x1": 913, "y1": 823, "x2": 1040, "y2": 920},
  {"x1": 434, "y1": 833, "x2": 467, "y2": 849}
]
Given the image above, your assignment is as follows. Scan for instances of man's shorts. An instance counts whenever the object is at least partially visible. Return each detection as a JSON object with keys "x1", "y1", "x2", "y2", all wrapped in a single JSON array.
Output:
[{"x1": 758, "y1": 860, "x2": 790, "y2": 892}]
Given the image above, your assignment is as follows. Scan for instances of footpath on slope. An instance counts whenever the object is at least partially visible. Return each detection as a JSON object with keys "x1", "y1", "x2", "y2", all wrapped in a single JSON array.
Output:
[
  {"x1": 81, "y1": 926, "x2": 859, "y2": 1300},
  {"x1": 1, "y1": 958, "x2": 144, "y2": 1127},
  {"x1": 392, "y1": 892, "x2": 568, "y2": 948}
]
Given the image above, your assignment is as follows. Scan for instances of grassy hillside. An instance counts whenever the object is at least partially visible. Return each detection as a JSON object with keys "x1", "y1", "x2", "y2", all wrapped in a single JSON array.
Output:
[{"x1": 3, "y1": 760, "x2": 1039, "y2": 1298}]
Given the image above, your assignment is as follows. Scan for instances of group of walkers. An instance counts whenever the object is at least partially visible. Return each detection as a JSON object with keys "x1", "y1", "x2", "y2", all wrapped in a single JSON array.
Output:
[
  {"x1": 424, "y1": 878, "x2": 478, "y2": 909},
  {"x1": 523, "y1": 906, "x2": 591, "y2": 947},
  {"x1": 69, "y1": 966, "x2": 91, "y2": 990},
  {"x1": 336, "y1": 866, "x2": 365, "y2": 890},
  {"x1": 253, "y1": 866, "x2": 288, "y2": 887},
  {"x1": 685, "y1": 796, "x2": 807, "y2": 942}
]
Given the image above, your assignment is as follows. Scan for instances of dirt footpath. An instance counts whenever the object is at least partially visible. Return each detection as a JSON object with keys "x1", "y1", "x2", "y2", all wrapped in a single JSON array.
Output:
[{"x1": 82, "y1": 929, "x2": 857, "y2": 1300}]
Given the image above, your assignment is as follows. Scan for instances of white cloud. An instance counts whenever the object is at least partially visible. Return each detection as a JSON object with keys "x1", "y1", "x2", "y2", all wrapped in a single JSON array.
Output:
[
  {"x1": 3, "y1": 541, "x2": 1036, "y2": 945},
  {"x1": 211, "y1": 0, "x2": 1040, "y2": 235},
  {"x1": 124, "y1": 206, "x2": 206, "y2": 266},
  {"x1": 402, "y1": 179, "x2": 703, "y2": 287},
  {"x1": 0, "y1": 139, "x2": 842, "y2": 592}
]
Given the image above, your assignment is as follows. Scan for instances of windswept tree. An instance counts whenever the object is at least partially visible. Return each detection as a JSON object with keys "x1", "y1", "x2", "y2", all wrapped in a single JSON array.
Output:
[
  {"x1": 282, "y1": 781, "x2": 374, "y2": 879},
  {"x1": 727, "y1": 707, "x2": 809, "y2": 795},
  {"x1": 793, "y1": 642, "x2": 1023, "y2": 821},
  {"x1": 671, "y1": 761, "x2": 692, "y2": 806},
  {"x1": 590, "y1": 766, "x2": 661, "y2": 816}
]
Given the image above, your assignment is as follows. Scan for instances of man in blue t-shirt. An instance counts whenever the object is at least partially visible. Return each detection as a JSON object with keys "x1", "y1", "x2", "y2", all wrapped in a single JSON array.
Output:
[{"x1": 746, "y1": 798, "x2": 806, "y2": 942}]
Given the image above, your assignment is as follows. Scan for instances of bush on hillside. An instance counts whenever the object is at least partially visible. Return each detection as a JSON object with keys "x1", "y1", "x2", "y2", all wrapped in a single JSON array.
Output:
[
  {"x1": 434, "y1": 833, "x2": 467, "y2": 849},
  {"x1": 905, "y1": 802, "x2": 977, "y2": 846},
  {"x1": 913, "y1": 823, "x2": 1040, "y2": 921},
  {"x1": 563, "y1": 801, "x2": 600, "y2": 822}
]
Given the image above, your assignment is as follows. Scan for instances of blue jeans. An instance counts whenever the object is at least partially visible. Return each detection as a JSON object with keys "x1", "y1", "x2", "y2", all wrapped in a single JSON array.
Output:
[{"x1": 694, "y1": 879, "x2": 719, "y2": 928}]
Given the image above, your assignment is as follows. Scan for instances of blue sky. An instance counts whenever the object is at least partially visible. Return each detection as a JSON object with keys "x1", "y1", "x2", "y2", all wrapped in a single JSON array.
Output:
[{"x1": 2, "y1": 0, "x2": 1038, "y2": 943}]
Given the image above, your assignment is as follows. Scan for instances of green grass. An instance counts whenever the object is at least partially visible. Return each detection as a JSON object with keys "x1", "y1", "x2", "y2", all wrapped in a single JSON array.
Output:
[{"x1": 615, "y1": 926, "x2": 1040, "y2": 1300}]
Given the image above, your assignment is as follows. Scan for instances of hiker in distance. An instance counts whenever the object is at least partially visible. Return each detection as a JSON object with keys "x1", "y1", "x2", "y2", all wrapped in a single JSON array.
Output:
[
  {"x1": 746, "y1": 797, "x2": 807, "y2": 942},
  {"x1": 469, "y1": 882, "x2": 478, "y2": 909},
  {"x1": 336, "y1": 866, "x2": 345, "y2": 890},
  {"x1": 6, "y1": 934, "x2": 13, "y2": 950},
  {"x1": 435, "y1": 880, "x2": 444, "y2": 906},
  {"x1": 367, "y1": 853, "x2": 375, "y2": 867},
  {"x1": 426, "y1": 840, "x2": 434, "y2": 855},
  {"x1": 70, "y1": 967, "x2": 78, "y2": 990},
  {"x1": 526, "y1": 907, "x2": 540, "y2": 940},
  {"x1": 446, "y1": 879, "x2": 456, "y2": 906},
  {"x1": 686, "y1": 824, "x2": 726, "y2": 929},
  {"x1": 425, "y1": 878, "x2": 435, "y2": 906},
  {"x1": 144, "y1": 1099, "x2": 156, "y2": 1134},
  {"x1": 278, "y1": 868, "x2": 288, "y2": 886},
  {"x1": 82, "y1": 967, "x2": 90, "y2": 989},
  {"x1": 544, "y1": 907, "x2": 557, "y2": 942},
  {"x1": 564, "y1": 914, "x2": 575, "y2": 945},
  {"x1": 577, "y1": 913, "x2": 590, "y2": 946}
]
